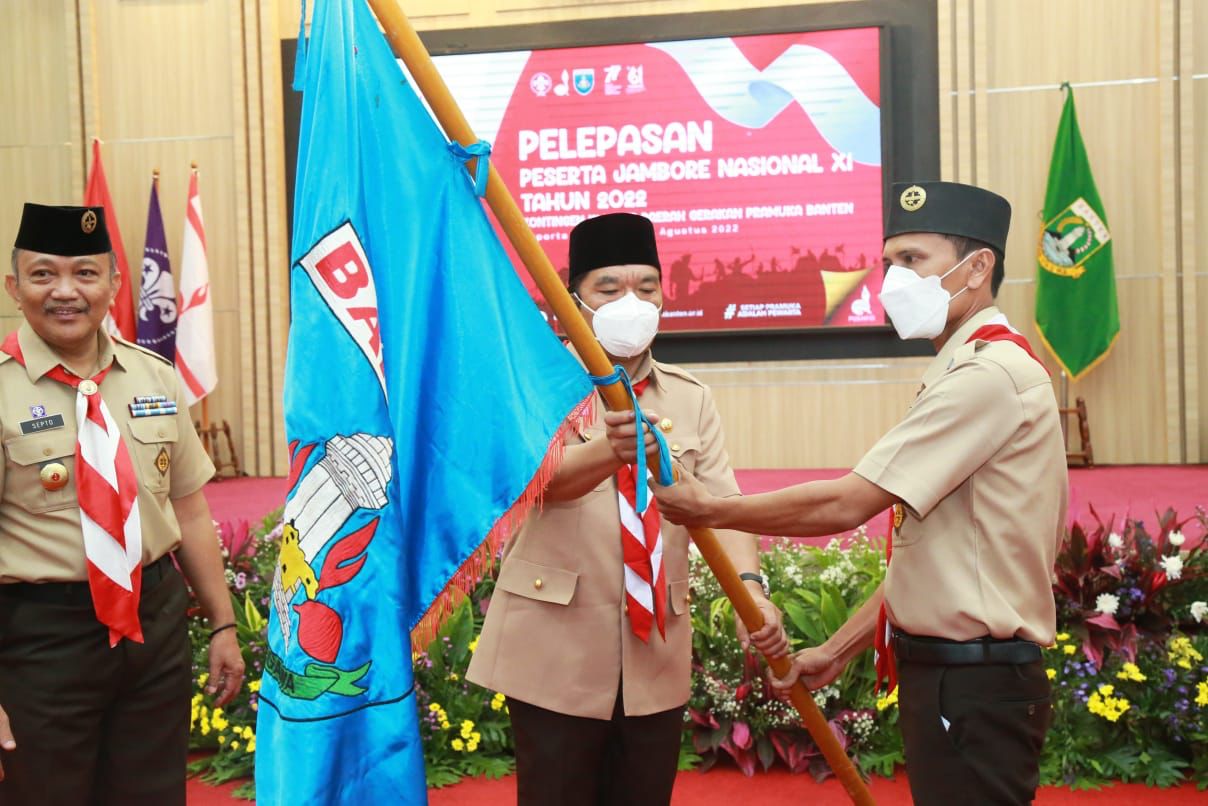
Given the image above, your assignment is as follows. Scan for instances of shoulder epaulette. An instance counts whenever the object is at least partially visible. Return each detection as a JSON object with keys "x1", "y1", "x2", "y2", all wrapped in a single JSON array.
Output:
[
  {"x1": 113, "y1": 336, "x2": 174, "y2": 367},
  {"x1": 652, "y1": 360, "x2": 705, "y2": 388}
]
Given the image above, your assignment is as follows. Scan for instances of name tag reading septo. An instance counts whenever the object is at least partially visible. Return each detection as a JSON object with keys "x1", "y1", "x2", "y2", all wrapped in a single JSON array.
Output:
[{"x1": 19, "y1": 413, "x2": 66, "y2": 435}]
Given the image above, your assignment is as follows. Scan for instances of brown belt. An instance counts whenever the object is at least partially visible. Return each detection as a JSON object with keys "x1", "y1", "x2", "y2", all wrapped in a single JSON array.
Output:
[
  {"x1": 0, "y1": 554, "x2": 176, "y2": 607},
  {"x1": 892, "y1": 630, "x2": 1043, "y2": 665}
]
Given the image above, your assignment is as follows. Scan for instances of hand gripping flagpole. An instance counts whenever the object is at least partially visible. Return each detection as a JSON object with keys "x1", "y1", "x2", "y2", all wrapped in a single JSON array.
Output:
[{"x1": 364, "y1": 2, "x2": 874, "y2": 802}]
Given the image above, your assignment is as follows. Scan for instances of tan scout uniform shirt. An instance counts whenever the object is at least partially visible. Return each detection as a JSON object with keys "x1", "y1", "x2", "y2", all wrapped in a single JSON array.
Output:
[
  {"x1": 468, "y1": 350, "x2": 741, "y2": 720},
  {"x1": 854, "y1": 307, "x2": 1068, "y2": 646},
  {"x1": 0, "y1": 323, "x2": 214, "y2": 583}
]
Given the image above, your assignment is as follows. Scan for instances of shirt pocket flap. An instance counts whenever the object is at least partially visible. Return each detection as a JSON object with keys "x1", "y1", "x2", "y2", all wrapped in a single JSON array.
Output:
[
  {"x1": 669, "y1": 578, "x2": 690, "y2": 615},
  {"x1": 128, "y1": 417, "x2": 179, "y2": 445},
  {"x1": 5, "y1": 431, "x2": 76, "y2": 466},
  {"x1": 496, "y1": 558, "x2": 579, "y2": 606},
  {"x1": 668, "y1": 435, "x2": 700, "y2": 459}
]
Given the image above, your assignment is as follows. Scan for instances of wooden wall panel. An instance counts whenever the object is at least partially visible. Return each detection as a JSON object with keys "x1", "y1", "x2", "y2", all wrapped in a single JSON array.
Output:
[{"x1": 6, "y1": 0, "x2": 1201, "y2": 473}]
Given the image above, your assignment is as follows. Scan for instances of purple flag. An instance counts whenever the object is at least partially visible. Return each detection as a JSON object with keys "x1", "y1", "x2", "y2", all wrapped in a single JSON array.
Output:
[{"x1": 136, "y1": 178, "x2": 177, "y2": 361}]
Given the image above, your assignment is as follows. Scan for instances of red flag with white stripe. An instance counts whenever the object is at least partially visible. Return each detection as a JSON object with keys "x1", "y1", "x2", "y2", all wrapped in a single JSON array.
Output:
[
  {"x1": 84, "y1": 138, "x2": 136, "y2": 340},
  {"x1": 175, "y1": 167, "x2": 218, "y2": 405}
]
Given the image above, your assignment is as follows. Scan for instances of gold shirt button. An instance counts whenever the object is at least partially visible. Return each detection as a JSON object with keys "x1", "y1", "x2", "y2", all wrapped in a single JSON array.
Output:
[
  {"x1": 582, "y1": 432, "x2": 593, "y2": 442},
  {"x1": 533, "y1": 578, "x2": 543, "y2": 591},
  {"x1": 43, "y1": 447, "x2": 53, "y2": 457},
  {"x1": 659, "y1": 418, "x2": 673, "y2": 433},
  {"x1": 671, "y1": 443, "x2": 682, "y2": 453},
  {"x1": 157, "y1": 428, "x2": 165, "y2": 438}
]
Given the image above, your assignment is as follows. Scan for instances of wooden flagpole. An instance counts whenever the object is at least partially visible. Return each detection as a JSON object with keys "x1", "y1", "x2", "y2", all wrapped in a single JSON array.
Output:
[{"x1": 363, "y1": 2, "x2": 874, "y2": 803}]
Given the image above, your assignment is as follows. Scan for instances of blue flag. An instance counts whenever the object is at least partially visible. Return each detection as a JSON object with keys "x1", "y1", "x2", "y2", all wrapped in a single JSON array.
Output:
[
  {"x1": 254, "y1": 0, "x2": 593, "y2": 801},
  {"x1": 136, "y1": 178, "x2": 177, "y2": 361}
]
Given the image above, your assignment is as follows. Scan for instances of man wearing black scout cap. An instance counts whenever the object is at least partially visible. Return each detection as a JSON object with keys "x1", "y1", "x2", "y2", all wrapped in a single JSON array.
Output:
[
  {"x1": 468, "y1": 213, "x2": 787, "y2": 805},
  {"x1": 0, "y1": 203, "x2": 244, "y2": 803},
  {"x1": 655, "y1": 183, "x2": 1068, "y2": 804}
]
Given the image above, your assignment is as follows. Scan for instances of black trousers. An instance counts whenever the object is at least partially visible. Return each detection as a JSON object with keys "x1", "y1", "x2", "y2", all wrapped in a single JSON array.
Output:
[
  {"x1": 509, "y1": 692, "x2": 685, "y2": 806},
  {"x1": 898, "y1": 659, "x2": 1053, "y2": 805},
  {"x1": 0, "y1": 566, "x2": 192, "y2": 806}
]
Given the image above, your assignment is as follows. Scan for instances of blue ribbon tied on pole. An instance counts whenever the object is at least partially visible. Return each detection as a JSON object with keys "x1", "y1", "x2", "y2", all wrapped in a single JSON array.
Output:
[{"x1": 589, "y1": 365, "x2": 675, "y2": 513}]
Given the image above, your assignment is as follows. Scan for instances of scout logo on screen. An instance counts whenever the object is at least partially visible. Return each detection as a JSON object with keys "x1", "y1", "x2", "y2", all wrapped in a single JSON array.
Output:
[
  {"x1": 573, "y1": 68, "x2": 595, "y2": 95},
  {"x1": 1038, "y1": 197, "x2": 1111, "y2": 279}
]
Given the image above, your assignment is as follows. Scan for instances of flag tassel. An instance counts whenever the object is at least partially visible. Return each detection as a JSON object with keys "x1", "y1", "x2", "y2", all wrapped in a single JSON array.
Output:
[{"x1": 410, "y1": 394, "x2": 595, "y2": 650}]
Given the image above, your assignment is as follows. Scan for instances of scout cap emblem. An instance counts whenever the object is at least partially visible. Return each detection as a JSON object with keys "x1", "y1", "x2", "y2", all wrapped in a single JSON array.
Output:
[
  {"x1": 41, "y1": 462, "x2": 70, "y2": 491},
  {"x1": 899, "y1": 185, "x2": 927, "y2": 212},
  {"x1": 81, "y1": 209, "x2": 98, "y2": 234}
]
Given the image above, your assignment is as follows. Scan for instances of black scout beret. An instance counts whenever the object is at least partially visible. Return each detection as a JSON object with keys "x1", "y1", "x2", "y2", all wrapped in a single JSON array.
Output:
[
  {"x1": 885, "y1": 181, "x2": 1011, "y2": 255},
  {"x1": 14, "y1": 203, "x2": 112, "y2": 257},
  {"x1": 568, "y1": 213, "x2": 661, "y2": 288}
]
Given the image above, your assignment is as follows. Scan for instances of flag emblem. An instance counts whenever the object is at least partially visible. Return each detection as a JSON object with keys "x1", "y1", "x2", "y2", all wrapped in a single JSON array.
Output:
[{"x1": 1038, "y1": 197, "x2": 1110, "y2": 279}]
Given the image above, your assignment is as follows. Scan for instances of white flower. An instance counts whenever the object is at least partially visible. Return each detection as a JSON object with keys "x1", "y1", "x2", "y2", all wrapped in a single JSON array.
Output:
[
  {"x1": 1107, "y1": 533, "x2": 1123, "y2": 549},
  {"x1": 1160, "y1": 554, "x2": 1183, "y2": 580},
  {"x1": 1191, "y1": 601, "x2": 1207, "y2": 623},
  {"x1": 1168, "y1": 530, "x2": 1185, "y2": 547},
  {"x1": 1095, "y1": 593, "x2": 1120, "y2": 616}
]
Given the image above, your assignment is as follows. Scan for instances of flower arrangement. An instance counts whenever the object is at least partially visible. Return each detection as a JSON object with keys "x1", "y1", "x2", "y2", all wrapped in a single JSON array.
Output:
[
  {"x1": 187, "y1": 507, "x2": 1207, "y2": 796},
  {"x1": 685, "y1": 531, "x2": 905, "y2": 780},
  {"x1": 186, "y1": 513, "x2": 283, "y2": 799}
]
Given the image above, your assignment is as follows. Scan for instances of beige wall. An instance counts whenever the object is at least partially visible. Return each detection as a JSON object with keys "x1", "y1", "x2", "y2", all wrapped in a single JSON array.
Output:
[
  {"x1": 4, "y1": 1, "x2": 1204, "y2": 472},
  {"x1": 1, "y1": 0, "x2": 289, "y2": 475}
]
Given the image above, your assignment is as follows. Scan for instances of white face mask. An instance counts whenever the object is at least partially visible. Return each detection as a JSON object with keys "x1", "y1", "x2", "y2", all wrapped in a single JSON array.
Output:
[
  {"x1": 878, "y1": 251, "x2": 978, "y2": 340},
  {"x1": 577, "y1": 291, "x2": 661, "y2": 358}
]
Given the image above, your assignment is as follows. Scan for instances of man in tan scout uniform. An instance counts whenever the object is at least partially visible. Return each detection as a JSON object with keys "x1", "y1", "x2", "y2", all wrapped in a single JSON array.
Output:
[
  {"x1": 655, "y1": 182, "x2": 1068, "y2": 805},
  {"x1": 468, "y1": 213, "x2": 787, "y2": 806},
  {"x1": 0, "y1": 203, "x2": 244, "y2": 804}
]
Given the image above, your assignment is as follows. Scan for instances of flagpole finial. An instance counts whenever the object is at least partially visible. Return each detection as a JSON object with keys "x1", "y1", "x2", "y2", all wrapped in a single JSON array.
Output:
[
  {"x1": 1059, "y1": 81, "x2": 1072, "y2": 92},
  {"x1": 152, "y1": 168, "x2": 160, "y2": 182},
  {"x1": 191, "y1": 161, "x2": 198, "y2": 171}
]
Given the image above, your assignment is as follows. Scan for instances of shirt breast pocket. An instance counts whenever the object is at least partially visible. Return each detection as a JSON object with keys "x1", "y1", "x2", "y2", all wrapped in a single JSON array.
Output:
[
  {"x1": 668, "y1": 435, "x2": 700, "y2": 476},
  {"x1": 127, "y1": 417, "x2": 179, "y2": 495},
  {"x1": 4, "y1": 431, "x2": 78, "y2": 513}
]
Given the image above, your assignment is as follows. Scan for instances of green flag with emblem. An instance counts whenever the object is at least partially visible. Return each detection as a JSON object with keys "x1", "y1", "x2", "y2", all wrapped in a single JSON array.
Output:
[{"x1": 1034, "y1": 85, "x2": 1119, "y2": 380}]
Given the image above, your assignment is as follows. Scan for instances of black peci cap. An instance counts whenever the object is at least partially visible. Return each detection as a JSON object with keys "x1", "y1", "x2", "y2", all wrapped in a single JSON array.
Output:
[
  {"x1": 568, "y1": 213, "x2": 661, "y2": 288},
  {"x1": 14, "y1": 203, "x2": 112, "y2": 257},
  {"x1": 885, "y1": 181, "x2": 1011, "y2": 254}
]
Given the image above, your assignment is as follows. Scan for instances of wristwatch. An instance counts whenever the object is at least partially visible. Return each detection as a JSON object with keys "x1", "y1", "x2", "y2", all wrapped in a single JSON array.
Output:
[{"x1": 738, "y1": 572, "x2": 769, "y2": 597}]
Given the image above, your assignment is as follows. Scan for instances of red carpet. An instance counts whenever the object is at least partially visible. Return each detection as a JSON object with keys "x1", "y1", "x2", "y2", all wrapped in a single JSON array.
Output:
[
  {"x1": 205, "y1": 465, "x2": 1208, "y2": 544},
  {"x1": 193, "y1": 466, "x2": 1207, "y2": 803},
  {"x1": 185, "y1": 766, "x2": 1207, "y2": 804}
]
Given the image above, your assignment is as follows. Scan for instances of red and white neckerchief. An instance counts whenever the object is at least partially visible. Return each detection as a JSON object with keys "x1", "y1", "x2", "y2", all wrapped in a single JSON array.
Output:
[
  {"x1": 872, "y1": 314, "x2": 1048, "y2": 690},
  {"x1": 616, "y1": 376, "x2": 666, "y2": 643},
  {"x1": 2, "y1": 333, "x2": 144, "y2": 646}
]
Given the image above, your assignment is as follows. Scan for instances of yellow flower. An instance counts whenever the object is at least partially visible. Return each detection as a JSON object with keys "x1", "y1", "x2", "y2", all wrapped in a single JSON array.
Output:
[
  {"x1": 230, "y1": 741, "x2": 240, "y2": 751},
  {"x1": 460, "y1": 720, "x2": 475, "y2": 739},
  {"x1": 1087, "y1": 690, "x2": 1131, "y2": 722},
  {"x1": 1116, "y1": 663, "x2": 1146, "y2": 682},
  {"x1": 875, "y1": 687, "x2": 899, "y2": 711},
  {"x1": 1168, "y1": 636, "x2": 1204, "y2": 670},
  {"x1": 469, "y1": 637, "x2": 479, "y2": 654},
  {"x1": 440, "y1": 720, "x2": 450, "y2": 731},
  {"x1": 198, "y1": 673, "x2": 210, "y2": 686},
  {"x1": 1062, "y1": 645, "x2": 1076, "y2": 655},
  {"x1": 429, "y1": 703, "x2": 442, "y2": 713},
  {"x1": 1196, "y1": 681, "x2": 1208, "y2": 708},
  {"x1": 248, "y1": 680, "x2": 261, "y2": 693},
  {"x1": 448, "y1": 673, "x2": 459, "y2": 681},
  {"x1": 1097, "y1": 684, "x2": 1114, "y2": 697},
  {"x1": 218, "y1": 734, "x2": 228, "y2": 745},
  {"x1": 247, "y1": 739, "x2": 256, "y2": 753},
  {"x1": 1055, "y1": 632, "x2": 1070, "y2": 642},
  {"x1": 1046, "y1": 668, "x2": 1057, "y2": 680},
  {"x1": 451, "y1": 738, "x2": 465, "y2": 752},
  {"x1": 467, "y1": 740, "x2": 479, "y2": 752}
]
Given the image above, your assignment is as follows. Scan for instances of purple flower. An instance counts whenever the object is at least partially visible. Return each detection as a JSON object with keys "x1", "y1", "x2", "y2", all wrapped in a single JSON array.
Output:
[{"x1": 234, "y1": 572, "x2": 248, "y2": 591}]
